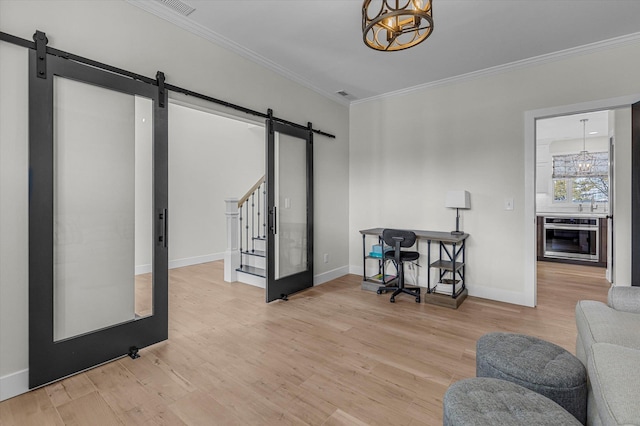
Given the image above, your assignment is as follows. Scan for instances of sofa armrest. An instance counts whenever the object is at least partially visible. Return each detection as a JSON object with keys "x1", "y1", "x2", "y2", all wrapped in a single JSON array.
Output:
[
  {"x1": 608, "y1": 286, "x2": 640, "y2": 313},
  {"x1": 588, "y1": 343, "x2": 640, "y2": 426}
]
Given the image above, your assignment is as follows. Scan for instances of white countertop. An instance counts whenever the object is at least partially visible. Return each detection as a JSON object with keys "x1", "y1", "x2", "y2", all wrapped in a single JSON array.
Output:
[{"x1": 536, "y1": 211, "x2": 608, "y2": 218}]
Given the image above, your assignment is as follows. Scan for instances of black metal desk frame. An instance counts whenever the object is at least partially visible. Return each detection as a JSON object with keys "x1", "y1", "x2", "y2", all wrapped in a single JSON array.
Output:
[{"x1": 360, "y1": 228, "x2": 468, "y2": 299}]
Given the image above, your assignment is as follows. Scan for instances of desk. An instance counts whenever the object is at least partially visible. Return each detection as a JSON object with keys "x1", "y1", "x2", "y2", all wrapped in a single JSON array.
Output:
[{"x1": 360, "y1": 228, "x2": 469, "y2": 302}]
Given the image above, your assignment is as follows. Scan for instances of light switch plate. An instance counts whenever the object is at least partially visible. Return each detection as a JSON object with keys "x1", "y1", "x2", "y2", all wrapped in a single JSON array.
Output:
[{"x1": 505, "y1": 198, "x2": 514, "y2": 211}]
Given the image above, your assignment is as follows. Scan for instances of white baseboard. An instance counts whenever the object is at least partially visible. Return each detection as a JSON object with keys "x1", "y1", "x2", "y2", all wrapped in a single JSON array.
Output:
[
  {"x1": 135, "y1": 253, "x2": 225, "y2": 275},
  {"x1": 236, "y1": 271, "x2": 266, "y2": 288},
  {"x1": 135, "y1": 264, "x2": 153, "y2": 275},
  {"x1": 314, "y1": 265, "x2": 350, "y2": 286},
  {"x1": 0, "y1": 369, "x2": 28, "y2": 401},
  {"x1": 349, "y1": 264, "x2": 364, "y2": 276},
  {"x1": 467, "y1": 286, "x2": 533, "y2": 307},
  {"x1": 169, "y1": 253, "x2": 224, "y2": 270},
  {"x1": 350, "y1": 264, "x2": 533, "y2": 307},
  {"x1": 235, "y1": 265, "x2": 350, "y2": 289}
]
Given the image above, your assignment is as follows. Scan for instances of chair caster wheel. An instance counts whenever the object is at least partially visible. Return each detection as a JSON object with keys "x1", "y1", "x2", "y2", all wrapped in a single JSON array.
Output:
[
  {"x1": 390, "y1": 297, "x2": 395, "y2": 303},
  {"x1": 416, "y1": 297, "x2": 421, "y2": 303}
]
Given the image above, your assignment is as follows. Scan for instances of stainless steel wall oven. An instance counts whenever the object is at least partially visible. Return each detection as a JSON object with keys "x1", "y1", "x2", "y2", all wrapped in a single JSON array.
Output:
[{"x1": 543, "y1": 217, "x2": 599, "y2": 262}]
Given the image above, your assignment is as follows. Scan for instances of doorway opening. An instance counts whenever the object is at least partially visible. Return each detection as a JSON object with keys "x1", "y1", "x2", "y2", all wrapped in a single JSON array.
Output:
[
  {"x1": 163, "y1": 100, "x2": 264, "y2": 280},
  {"x1": 532, "y1": 106, "x2": 633, "y2": 303},
  {"x1": 163, "y1": 100, "x2": 315, "y2": 303},
  {"x1": 535, "y1": 110, "x2": 614, "y2": 300}
]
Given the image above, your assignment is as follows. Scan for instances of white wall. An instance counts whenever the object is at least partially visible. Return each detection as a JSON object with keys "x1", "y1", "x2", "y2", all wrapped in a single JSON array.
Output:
[
  {"x1": 133, "y1": 101, "x2": 265, "y2": 274},
  {"x1": 613, "y1": 107, "x2": 632, "y2": 286},
  {"x1": 167, "y1": 102, "x2": 264, "y2": 268},
  {"x1": 350, "y1": 39, "x2": 640, "y2": 306},
  {"x1": 0, "y1": 41, "x2": 29, "y2": 398},
  {"x1": 0, "y1": 0, "x2": 349, "y2": 399}
]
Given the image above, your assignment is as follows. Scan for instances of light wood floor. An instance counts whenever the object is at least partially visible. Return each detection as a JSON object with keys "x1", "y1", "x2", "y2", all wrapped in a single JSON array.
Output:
[{"x1": 0, "y1": 261, "x2": 609, "y2": 425}]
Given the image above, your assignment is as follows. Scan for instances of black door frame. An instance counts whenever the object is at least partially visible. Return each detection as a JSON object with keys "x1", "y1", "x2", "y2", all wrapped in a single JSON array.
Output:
[
  {"x1": 28, "y1": 51, "x2": 169, "y2": 388},
  {"x1": 632, "y1": 100, "x2": 640, "y2": 286},
  {"x1": 265, "y1": 118, "x2": 314, "y2": 302}
]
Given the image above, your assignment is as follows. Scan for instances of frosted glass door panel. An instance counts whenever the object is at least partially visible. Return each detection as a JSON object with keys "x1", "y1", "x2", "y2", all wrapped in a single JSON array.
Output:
[
  {"x1": 265, "y1": 119, "x2": 312, "y2": 303},
  {"x1": 134, "y1": 96, "x2": 154, "y2": 318},
  {"x1": 53, "y1": 77, "x2": 152, "y2": 341},
  {"x1": 275, "y1": 133, "x2": 308, "y2": 280}
]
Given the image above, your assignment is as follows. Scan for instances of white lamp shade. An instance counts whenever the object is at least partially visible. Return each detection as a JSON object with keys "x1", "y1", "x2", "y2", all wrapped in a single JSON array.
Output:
[{"x1": 445, "y1": 190, "x2": 470, "y2": 209}]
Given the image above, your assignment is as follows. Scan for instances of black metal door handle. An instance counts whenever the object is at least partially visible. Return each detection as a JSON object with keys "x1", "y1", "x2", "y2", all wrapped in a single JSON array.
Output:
[
  {"x1": 270, "y1": 206, "x2": 277, "y2": 235},
  {"x1": 159, "y1": 208, "x2": 167, "y2": 247}
]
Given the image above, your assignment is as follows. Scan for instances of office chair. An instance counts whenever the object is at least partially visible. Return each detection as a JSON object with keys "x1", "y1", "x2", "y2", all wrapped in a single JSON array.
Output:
[{"x1": 377, "y1": 229, "x2": 421, "y2": 303}]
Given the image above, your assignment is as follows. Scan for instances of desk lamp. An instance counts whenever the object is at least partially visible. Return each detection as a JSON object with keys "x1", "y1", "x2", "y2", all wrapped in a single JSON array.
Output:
[{"x1": 445, "y1": 190, "x2": 470, "y2": 235}]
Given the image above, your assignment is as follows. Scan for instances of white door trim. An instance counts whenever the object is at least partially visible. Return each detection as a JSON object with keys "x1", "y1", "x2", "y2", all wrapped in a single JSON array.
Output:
[{"x1": 524, "y1": 93, "x2": 640, "y2": 307}]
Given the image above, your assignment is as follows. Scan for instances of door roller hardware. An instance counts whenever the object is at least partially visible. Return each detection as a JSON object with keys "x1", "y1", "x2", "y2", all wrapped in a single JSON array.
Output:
[{"x1": 128, "y1": 346, "x2": 140, "y2": 359}]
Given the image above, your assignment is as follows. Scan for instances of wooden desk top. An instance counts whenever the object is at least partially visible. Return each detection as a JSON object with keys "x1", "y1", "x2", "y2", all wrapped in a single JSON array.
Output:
[{"x1": 359, "y1": 228, "x2": 469, "y2": 243}]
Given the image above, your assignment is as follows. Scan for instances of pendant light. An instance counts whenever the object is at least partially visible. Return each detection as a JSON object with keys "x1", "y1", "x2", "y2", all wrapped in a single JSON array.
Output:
[
  {"x1": 362, "y1": 0, "x2": 434, "y2": 51},
  {"x1": 576, "y1": 118, "x2": 595, "y2": 175}
]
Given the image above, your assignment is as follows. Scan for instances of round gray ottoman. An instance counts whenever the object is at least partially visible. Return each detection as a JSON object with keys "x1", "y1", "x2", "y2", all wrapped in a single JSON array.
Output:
[
  {"x1": 443, "y1": 377, "x2": 581, "y2": 425},
  {"x1": 476, "y1": 332, "x2": 587, "y2": 424}
]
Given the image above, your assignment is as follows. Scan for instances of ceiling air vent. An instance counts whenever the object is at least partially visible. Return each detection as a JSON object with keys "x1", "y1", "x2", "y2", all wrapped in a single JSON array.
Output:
[
  {"x1": 336, "y1": 90, "x2": 357, "y2": 100},
  {"x1": 154, "y1": 0, "x2": 196, "y2": 16}
]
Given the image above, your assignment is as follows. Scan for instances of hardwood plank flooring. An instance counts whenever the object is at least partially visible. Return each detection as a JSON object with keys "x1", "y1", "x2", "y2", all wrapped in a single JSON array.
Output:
[{"x1": 0, "y1": 260, "x2": 609, "y2": 425}]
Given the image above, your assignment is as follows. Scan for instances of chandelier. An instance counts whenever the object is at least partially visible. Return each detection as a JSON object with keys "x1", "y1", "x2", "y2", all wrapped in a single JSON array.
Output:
[
  {"x1": 362, "y1": 0, "x2": 434, "y2": 51},
  {"x1": 576, "y1": 118, "x2": 595, "y2": 174}
]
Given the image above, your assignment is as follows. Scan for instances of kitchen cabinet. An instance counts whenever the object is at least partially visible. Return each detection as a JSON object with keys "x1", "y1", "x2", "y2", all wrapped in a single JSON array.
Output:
[{"x1": 536, "y1": 144, "x2": 551, "y2": 194}]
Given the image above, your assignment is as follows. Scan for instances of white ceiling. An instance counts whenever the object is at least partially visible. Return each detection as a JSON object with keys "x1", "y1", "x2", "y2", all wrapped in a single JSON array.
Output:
[
  {"x1": 129, "y1": 0, "x2": 640, "y2": 105},
  {"x1": 537, "y1": 110, "x2": 609, "y2": 142}
]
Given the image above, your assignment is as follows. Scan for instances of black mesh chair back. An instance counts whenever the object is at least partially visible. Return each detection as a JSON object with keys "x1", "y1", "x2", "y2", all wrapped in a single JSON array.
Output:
[{"x1": 382, "y1": 229, "x2": 417, "y2": 249}]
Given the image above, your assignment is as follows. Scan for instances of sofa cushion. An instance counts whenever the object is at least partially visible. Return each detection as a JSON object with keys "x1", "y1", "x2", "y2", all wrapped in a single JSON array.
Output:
[
  {"x1": 608, "y1": 286, "x2": 640, "y2": 314},
  {"x1": 575, "y1": 301, "x2": 640, "y2": 363},
  {"x1": 588, "y1": 343, "x2": 640, "y2": 426},
  {"x1": 476, "y1": 332, "x2": 587, "y2": 423},
  {"x1": 443, "y1": 377, "x2": 582, "y2": 426}
]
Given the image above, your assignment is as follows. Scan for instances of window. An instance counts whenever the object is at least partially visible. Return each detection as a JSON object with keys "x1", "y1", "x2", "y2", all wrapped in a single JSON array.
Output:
[
  {"x1": 553, "y1": 176, "x2": 609, "y2": 203},
  {"x1": 552, "y1": 152, "x2": 609, "y2": 203}
]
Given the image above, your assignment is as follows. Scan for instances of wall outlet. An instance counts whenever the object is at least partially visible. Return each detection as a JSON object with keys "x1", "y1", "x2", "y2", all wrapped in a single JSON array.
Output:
[
  {"x1": 505, "y1": 198, "x2": 514, "y2": 211},
  {"x1": 323, "y1": 253, "x2": 329, "y2": 263}
]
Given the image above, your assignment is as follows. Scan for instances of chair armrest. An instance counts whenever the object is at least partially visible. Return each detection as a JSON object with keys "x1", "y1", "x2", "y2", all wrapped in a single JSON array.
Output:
[{"x1": 608, "y1": 286, "x2": 640, "y2": 313}]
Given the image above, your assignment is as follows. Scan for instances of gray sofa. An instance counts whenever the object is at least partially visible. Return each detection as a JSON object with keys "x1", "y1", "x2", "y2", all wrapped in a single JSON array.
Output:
[{"x1": 575, "y1": 286, "x2": 640, "y2": 426}]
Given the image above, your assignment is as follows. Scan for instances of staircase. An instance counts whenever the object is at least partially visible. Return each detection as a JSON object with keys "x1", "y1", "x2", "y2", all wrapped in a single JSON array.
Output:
[{"x1": 224, "y1": 176, "x2": 266, "y2": 288}]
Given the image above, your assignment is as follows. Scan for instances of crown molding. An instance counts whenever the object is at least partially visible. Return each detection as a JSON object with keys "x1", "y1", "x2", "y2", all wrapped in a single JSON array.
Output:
[
  {"x1": 126, "y1": 0, "x2": 350, "y2": 106},
  {"x1": 127, "y1": 0, "x2": 640, "y2": 108},
  {"x1": 352, "y1": 31, "x2": 640, "y2": 106}
]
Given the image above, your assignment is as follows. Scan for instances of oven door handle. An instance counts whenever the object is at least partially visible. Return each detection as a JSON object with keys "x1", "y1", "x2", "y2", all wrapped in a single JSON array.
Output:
[{"x1": 544, "y1": 224, "x2": 598, "y2": 230}]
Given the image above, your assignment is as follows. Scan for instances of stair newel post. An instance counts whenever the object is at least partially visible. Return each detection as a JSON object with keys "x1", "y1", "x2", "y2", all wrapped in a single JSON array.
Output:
[{"x1": 224, "y1": 198, "x2": 241, "y2": 282}]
